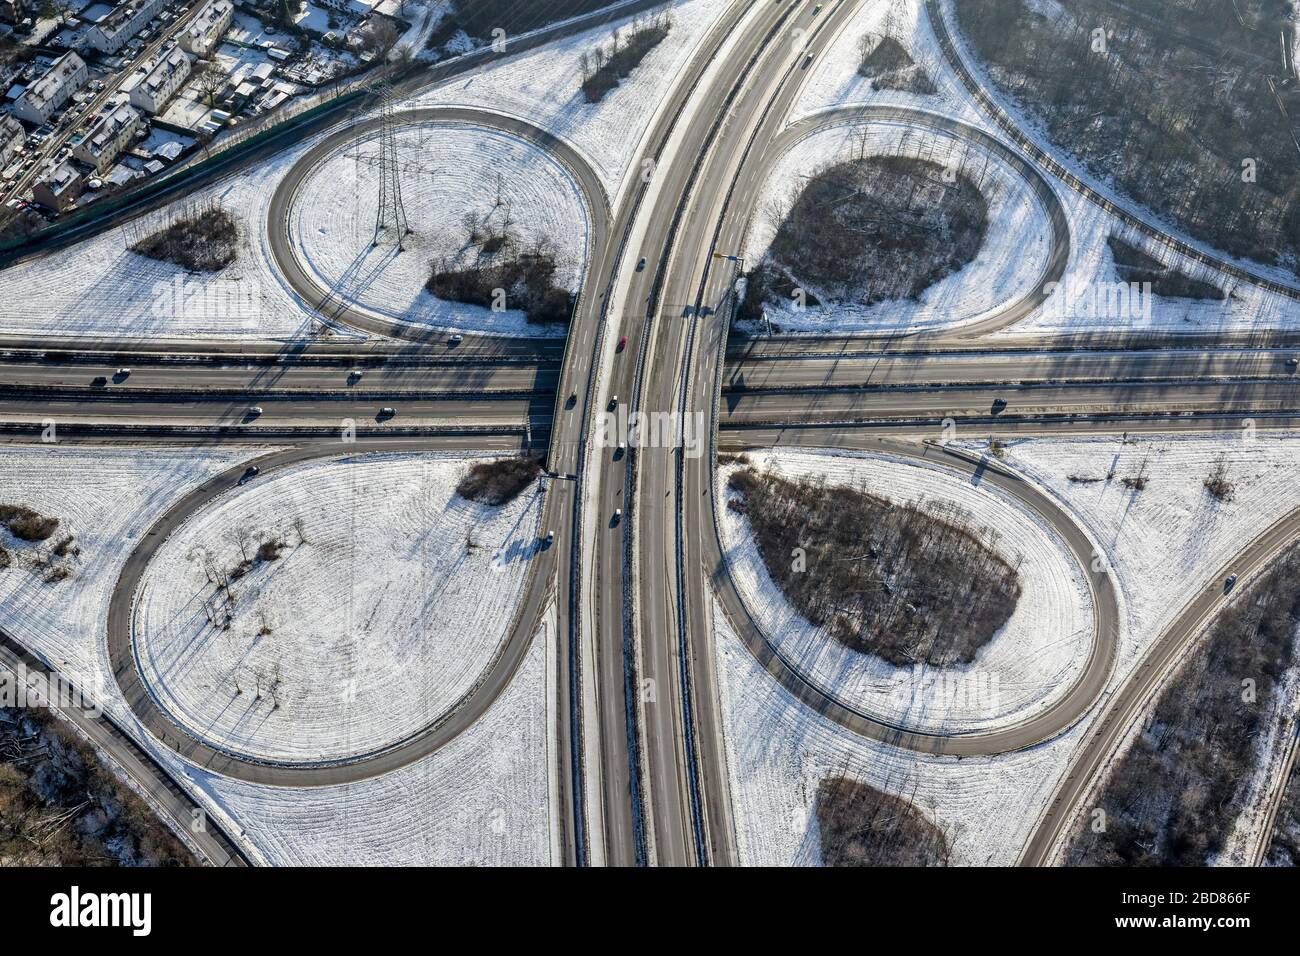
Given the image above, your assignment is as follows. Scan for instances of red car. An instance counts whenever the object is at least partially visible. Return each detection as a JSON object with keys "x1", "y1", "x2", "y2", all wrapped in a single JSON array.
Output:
[{"x1": 617, "y1": 336, "x2": 627, "y2": 353}]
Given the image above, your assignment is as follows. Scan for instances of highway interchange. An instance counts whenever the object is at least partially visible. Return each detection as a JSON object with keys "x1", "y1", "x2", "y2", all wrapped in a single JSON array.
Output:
[{"x1": 1, "y1": 0, "x2": 1299, "y2": 868}]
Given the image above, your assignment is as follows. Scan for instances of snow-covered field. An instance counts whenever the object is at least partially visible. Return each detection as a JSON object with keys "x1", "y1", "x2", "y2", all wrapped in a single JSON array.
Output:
[
  {"x1": 715, "y1": 435, "x2": 1300, "y2": 865},
  {"x1": 0, "y1": 444, "x2": 553, "y2": 864},
  {"x1": 718, "y1": 450, "x2": 1093, "y2": 732},
  {"x1": 0, "y1": 143, "x2": 330, "y2": 342},
  {"x1": 133, "y1": 451, "x2": 544, "y2": 763},
  {"x1": 290, "y1": 124, "x2": 589, "y2": 337},
  {"x1": 403, "y1": 0, "x2": 737, "y2": 195},
  {"x1": 174, "y1": 608, "x2": 556, "y2": 866},
  {"x1": 739, "y1": 121, "x2": 1053, "y2": 335}
]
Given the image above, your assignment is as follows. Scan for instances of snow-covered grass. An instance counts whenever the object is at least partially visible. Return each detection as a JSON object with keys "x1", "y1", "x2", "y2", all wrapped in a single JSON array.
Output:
[
  {"x1": 168, "y1": 606, "x2": 555, "y2": 866},
  {"x1": 715, "y1": 435, "x2": 1300, "y2": 865},
  {"x1": 718, "y1": 450, "x2": 1092, "y2": 732},
  {"x1": 740, "y1": 121, "x2": 1053, "y2": 335},
  {"x1": 133, "y1": 451, "x2": 544, "y2": 763},
  {"x1": 0, "y1": 445, "x2": 267, "y2": 700},
  {"x1": 290, "y1": 123, "x2": 589, "y2": 337},
  {"x1": 0, "y1": 142, "x2": 333, "y2": 342},
  {"x1": 402, "y1": 0, "x2": 736, "y2": 194}
]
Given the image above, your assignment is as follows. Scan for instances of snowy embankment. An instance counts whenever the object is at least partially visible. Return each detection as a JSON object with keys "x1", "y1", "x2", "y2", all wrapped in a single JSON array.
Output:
[
  {"x1": 716, "y1": 435, "x2": 1300, "y2": 865},
  {"x1": 740, "y1": 121, "x2": 1053, "y2": 335},
  {"x1": 175, "y1": 608, "x2": 556, "y2": 866},
  {"x1": 0, "y1": 142, "x2": 332, "y2": 342},
  {"x1": 0, "y1": 445, "x2": 553, "y2": 864},
  {"x1": 402, "y1": 0, "x2": 736, "y2": 195},
  {"x1": 718, "y1": 450, "x2": 1092, "y2": 733},
  {"x1": 134, "y1": 451, "x2": 543, "y2": 763},
  {"x1": 290, "y1": 124, "x2": 589, "y2": 337}
]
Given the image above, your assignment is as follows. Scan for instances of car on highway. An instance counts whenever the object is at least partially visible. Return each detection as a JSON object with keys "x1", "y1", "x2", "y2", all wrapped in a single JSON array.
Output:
[
  {"x1": 636, "y1": 257, "x2": 647, "y2": 272},
  {"x1": 378, "y1": 406, "x2": 397, "y2": 420},
  {"x1": 611, "y1": 508, "x2": 622, "y2": 526},
  {"x1": 614, "y1": 442, "x2": 627, "y2": 460},
  {"x1": 246, "y1": 405, "x2": 263, "y2": 419},
  {"x1": 1288, "y1": 355, "x2": 1298, "y2": 369},
  {"x1": 1224, "y1": 573, "x2": 1238, "y2": 593},
  {"x1": 617, "y1": 335, "x2": 627, "y2": 352},
  {"x1": 91, "y1": 375, "x2": 107, "y2": 387},
  {"x1": 238, "y1": 465, "x2": 260, "y2": 485},
  {"x1": 115, "y1": 367, "x2": 131, "y2": 380},
  {"x1": 565, "y1": 392, "x2": 577, "y2": 409},
  {"x1": 608, "y1": 395, "x2": 618, "y2": 411},
  {"x1": 348, "y1": 368, "x2": 363, "y2": 383},
  {"x1": 448, "y1": 334, "x2": 463, "y2": 346},
  {"x1": 542, "y1": 530, "x2": 554, "y2": 548}
]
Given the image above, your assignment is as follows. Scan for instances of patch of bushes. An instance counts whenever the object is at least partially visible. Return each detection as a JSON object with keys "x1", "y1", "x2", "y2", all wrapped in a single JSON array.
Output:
[
  {"x1": 0, "y1": 504, "x2": 59, "y2": 542},
  {"x1": 815, "y1": 776, "x2": 949, "y2": 866},
  {"x1": 1107, "y1": 237, "x2": 1225, "y2": 301},
  {"x1": 755, "y1": 155, "x2": 987, "y2": 313},
  {"x1": 1067, "y1": 542, "x2": 1300, "y2": 866},
  {"x1": 130, "y1": 207, "x2": 239, "y2": 272},
  {"x1": 428, "y1": 244, "x2": 573, "y2": 325},
  {"x1": 579, "y1": 12, "x2": 673, "y2": 102},
  {"x1": 727, "y1": 467, "x2": 1021, "y2": 666},
  {"x1": 857, "y1": 34, "x2": 936, "y2": 94},
  {"x1": 457, "y1": 456, "x2": 544, "y2": 506}
]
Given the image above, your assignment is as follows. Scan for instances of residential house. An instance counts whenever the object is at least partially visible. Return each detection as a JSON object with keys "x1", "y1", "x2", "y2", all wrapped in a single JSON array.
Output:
[
  {"x1": 11, "y1": 52, "x2": 88, "y2": 124},
  {"x1": 128, "y1": 43, "x2": 191, "y2": 113},
  {"x1": 72, "y1": 102, "x2": 142, "y2": 172}
]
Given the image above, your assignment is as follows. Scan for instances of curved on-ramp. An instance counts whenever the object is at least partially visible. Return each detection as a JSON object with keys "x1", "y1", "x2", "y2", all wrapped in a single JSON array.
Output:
[
  {"x1": 707, "y1": 435, "x2": 1120, "y2": 757},
  {"x1": 266, "y1": 106, "x2": 611, "y2": 345},
  {"x1": 105, "y1": 437, "x2": 557, "y2": 786}
]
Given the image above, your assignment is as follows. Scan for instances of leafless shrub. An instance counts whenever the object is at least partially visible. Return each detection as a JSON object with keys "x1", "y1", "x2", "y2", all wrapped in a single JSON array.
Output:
[
  {"x1": 1204, "y1": 457, "x2": 1235, "y2": 502},
  {"x1": 457, "y1": 456, "x2": 544, "y2": 506},
  {"x1": 130, "y1": 206, "x2": 238, "y2": 272}
]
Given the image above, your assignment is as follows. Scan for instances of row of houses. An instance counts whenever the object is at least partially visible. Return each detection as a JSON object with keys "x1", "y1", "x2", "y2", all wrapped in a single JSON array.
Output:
[
  {"x1": 11, "y1": 51, "x2": 88, "y2": 125},
  {"x1": 85, "y1": 0, "x2": 170, "y2": 55}
]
